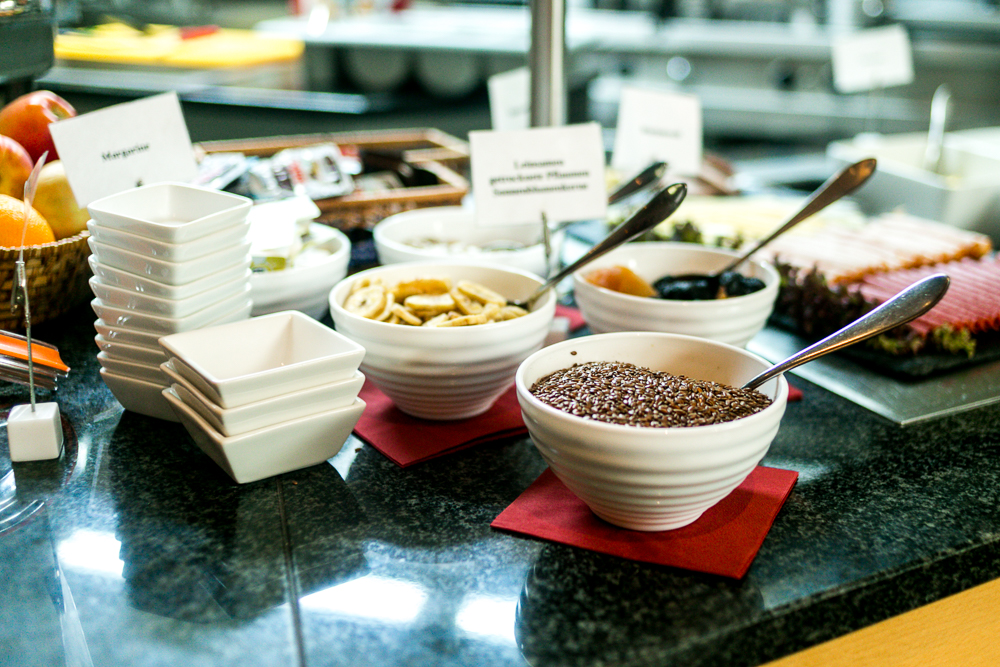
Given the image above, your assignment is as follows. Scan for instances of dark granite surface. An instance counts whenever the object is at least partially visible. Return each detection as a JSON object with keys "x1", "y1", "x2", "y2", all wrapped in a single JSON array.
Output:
[{"x1": 3, "y1": 302, "x2": 1000, "y2": 667}]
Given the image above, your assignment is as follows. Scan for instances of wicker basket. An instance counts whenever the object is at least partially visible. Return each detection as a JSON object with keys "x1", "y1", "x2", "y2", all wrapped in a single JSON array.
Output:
[{"x1": 0, "y1": 231, "x2": 93, "y2": 331}]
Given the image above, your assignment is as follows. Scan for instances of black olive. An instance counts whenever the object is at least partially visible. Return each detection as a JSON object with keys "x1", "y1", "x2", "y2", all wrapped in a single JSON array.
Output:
[
  {"x1": 719, "y1": 271, "x2": 766, "y2": 297},
  {"x1": 653, "y1": 276, "x2": 717, "y2": 300}
]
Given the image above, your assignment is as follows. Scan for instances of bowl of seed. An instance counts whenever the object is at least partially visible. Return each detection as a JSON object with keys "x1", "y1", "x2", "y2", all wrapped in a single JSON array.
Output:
[
  {"x1": 572, "y1": 242, "x2": 780, "y2": 348},
  {"x1": 329, "y1": 261, "x2": 557, "y2": 420},
  {"x1": 515, "y1": 331, "x2": 787, "y2": 531}
]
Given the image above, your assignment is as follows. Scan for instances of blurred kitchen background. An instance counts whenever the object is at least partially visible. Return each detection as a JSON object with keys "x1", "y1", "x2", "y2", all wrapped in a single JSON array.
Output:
[{"x1": 4, "y1": 0, "x2": 1000, "y2": 153}]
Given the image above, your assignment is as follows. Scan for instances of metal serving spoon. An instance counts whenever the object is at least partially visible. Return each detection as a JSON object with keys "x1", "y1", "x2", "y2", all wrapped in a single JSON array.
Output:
[
  {"x1": 512, "y1": 182, "x2": 688, "y2": 310},
  {"x1": 654, "y1": 157, "x2": 878, "y2": 298},
  {"x1": 742, "y1": 273, "x2": 950, "y2": 391},
  {"x1": 607, "y1": 161, "x2": 668, "y2": 206}
]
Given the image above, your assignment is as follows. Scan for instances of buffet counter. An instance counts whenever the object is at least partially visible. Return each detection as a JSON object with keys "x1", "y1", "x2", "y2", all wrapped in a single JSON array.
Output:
[{"x1": 3, "y1": 300, "x2": 1000, "y2": 666}]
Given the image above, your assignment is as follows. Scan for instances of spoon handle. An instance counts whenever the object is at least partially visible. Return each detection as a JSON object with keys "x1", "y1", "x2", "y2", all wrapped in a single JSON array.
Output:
[
  {"x1": 717, "y1": 157, "x2": 877, "y2": 275},
  {"x1": 607, "y1": 161, "x2": 667, "y2": 206},
  {"x1": 519, "y1": 182, "x2": 688, "y2": 307},
  {"x1": 742, "y1": 273, "x2": 950, "y2": 391}
]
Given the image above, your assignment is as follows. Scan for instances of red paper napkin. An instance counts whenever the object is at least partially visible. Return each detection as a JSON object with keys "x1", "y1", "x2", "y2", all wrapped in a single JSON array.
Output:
[
  {"x1": 353, "y1": 381, "x2": 527, "y2": 467},
  {"x1": 555, "y1": 304, "x2": 586, "y2": 332},
  {"x1": 492, "y1": 465, "x2": 798, "y2": 579},
  {"x1": 787, "y1": 384, "x2": 803, "y2": 402}
]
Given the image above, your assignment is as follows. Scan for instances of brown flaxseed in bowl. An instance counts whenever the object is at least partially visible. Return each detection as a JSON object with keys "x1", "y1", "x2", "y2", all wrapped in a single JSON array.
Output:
[{"x1": 529, "y1": 361, "x2": 772, "y2": 428}]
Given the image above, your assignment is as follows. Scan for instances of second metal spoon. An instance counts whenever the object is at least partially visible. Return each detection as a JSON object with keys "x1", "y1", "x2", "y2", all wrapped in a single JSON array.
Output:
[
  {"x1": 743, "y1": 273, "x2": 950, "y2": 391},
  {"x1": 656, "y1": 157, "x2": 878, "y2": 297},
  {"x1": 512, "y1": 182, "x2": 688, "y2": 310}
]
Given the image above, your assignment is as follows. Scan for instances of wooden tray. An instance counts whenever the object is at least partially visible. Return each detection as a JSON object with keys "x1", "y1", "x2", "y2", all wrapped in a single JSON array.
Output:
[{"x1": 196, "y1": 128, "x2": 470, "y2": 231}]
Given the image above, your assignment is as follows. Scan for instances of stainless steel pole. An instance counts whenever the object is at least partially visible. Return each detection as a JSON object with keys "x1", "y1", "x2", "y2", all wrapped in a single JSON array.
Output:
[{"x1": 529, "y1": 0, "x2": 567, "y2": 127}]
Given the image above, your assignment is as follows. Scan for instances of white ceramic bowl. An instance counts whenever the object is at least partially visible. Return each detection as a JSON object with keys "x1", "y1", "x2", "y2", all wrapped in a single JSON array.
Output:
[
  {"x1": 88, "y1": 238, "x2": 252, "y2": 286},
  {"x1": 373, "y1": 206, "x2": 554, "y2": 277},
  {"x1": 88, "y1": 255, "x2": 252, "y2": 301},
  {"x1": 89, "y1": 272, "x2": 251, "y2": 319},
  {"x1": 162, "y1": 359, "x2": 364, "y2": 436},
  {"x1": 158, "y1": 310, "x2": 366, "y2": 409},
  {"x1": 87, "y1": 219, "x2": 251, "y2": 262},
  {"x1": 250, "y1": 224, "x2": 351, "y2": 320},
  {"x1": 95, "y1": 334, "x2": 169, "y2": 366},
  {"x1": 97, "y1": 351, "x2": 169, "y2": 385},
  {"x1": 100, "y1": 368, "x2": 179, "y2": 422},
  {"x1": 90, "y1": 286, "x2": 252, "y2": 335},
  {"x1": 328, "y1": 261, "x2": 556, "y2": 420},
  {"x1": 87, "y1": 182, "x2": 252, "y2": 243},
  {"x1": 572, "y1": 242, "x2": 780, "y2": 348},
  {"x1": 163, "y1": 387, "x2": 366, "y2": 484},
  {"x1": 515, "y1": 331, "x2": 788, "y2": 532},
  {"x1": 92, "y1": 298, "x2": 253, "y2": 349}
]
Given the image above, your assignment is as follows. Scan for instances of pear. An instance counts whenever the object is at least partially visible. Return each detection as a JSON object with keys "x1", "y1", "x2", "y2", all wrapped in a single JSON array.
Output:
[{"x1": 31, "y1": 160, "x2": 89, "y2": 240}]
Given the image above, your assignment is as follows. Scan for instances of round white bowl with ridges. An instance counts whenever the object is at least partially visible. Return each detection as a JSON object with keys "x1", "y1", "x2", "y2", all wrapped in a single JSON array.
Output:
[
  {"x1": 329, "y1": 261, "x2": 556, "y2": 420},
  {"x1": 572, "y1": 242, "x2": 779, "y2": 348},
  {"x1": 515, "y1": 331, "x2": 788, "y2": 531}
]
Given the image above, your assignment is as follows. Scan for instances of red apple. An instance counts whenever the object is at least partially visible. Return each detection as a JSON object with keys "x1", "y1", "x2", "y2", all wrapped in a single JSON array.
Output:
[
  {"x1": 0, "y1": 134, "x2": 33, "y2": 199},
  {"x1": 0, "y1": 91, "x2": 77, "y2": 163}
]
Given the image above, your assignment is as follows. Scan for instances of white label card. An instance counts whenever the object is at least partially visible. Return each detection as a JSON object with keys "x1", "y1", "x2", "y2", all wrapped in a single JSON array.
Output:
[
  {"x1": 831, "y1": 24, "x2": 914, "y2": 93},
  {"x1": 469, "y1": 123, "x2": 607, "y2": 227},
  {"x1": 611, "y1": 86, "x2": 702, "y2": 177},
  {"x1": 487, "y1": 67, "x2": 531, "y2": 132},
  {"x1": 48, "y1": 92, "x2": 198, "y2": 208}
]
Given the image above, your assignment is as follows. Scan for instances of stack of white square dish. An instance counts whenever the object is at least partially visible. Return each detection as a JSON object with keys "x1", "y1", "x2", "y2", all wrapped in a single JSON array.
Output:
[
  {"x1": 87, "y1": 182, "x2": 255, "y2": 421},
  {"x1": 158, "y1": 310, "x2": 367, "y2": 484}
]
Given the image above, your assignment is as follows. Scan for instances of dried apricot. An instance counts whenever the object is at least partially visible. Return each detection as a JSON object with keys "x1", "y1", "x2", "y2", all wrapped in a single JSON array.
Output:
[{"x1": 584, "y1": 265, "x2": 656, "y2": 297}]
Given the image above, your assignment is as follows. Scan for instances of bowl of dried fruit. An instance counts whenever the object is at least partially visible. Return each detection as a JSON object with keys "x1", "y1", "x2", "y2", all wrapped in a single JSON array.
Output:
[
  {"x1": 515, "y1": 331, "x2": 788, "y2": 531},
  {"x1": 572, "y1": 242, "x2": 780, "y2": 348},
  {"x1": 328, "y1": 261, "x2": 557, "y2": 420}
]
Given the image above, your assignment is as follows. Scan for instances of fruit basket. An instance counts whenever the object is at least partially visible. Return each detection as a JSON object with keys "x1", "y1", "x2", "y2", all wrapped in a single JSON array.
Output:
[
  {"x1": 0, "y1": 231, "x2": 92, "y2": 330},
  {"x1": 195, "y1": 128, "x2": 470, "y2": 232}
]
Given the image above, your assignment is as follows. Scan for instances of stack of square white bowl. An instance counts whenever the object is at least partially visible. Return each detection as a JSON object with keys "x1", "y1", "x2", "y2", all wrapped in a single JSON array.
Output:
[
  {"x1": 157, "y1": 311, "x2": 367, "y2": 483},
  {"x1": 86, "y1": 182, "x2": 255, "y2": 421}
]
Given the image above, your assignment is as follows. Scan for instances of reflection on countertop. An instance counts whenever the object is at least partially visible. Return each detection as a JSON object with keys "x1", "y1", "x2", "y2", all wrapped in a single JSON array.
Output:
[{"x1": 2, "y1": 302, "x2": 1000, "y2": 666}]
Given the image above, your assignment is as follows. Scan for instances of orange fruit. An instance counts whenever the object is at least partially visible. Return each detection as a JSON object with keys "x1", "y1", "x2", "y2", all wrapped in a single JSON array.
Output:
[
  {"x1": 585, "y1": 265, "x2": 657, "y2": 297},
  {"x1": 0, "y1": 193, "x2": 55, "y2": 247}
]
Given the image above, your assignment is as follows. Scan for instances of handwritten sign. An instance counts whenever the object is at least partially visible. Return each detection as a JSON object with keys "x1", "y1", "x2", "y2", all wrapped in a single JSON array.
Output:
[
  {"x1": 469, "y1": 123, "x2": 607, "y2": 227},
  {"x1": 611, "y1": 86, "x2": 702, "y2": 177},
  {"x1": 48, "y1": 92, "x2": 198, "y2": 208},
  {"x1": 488, "y1": 67, "x2": 531, "y2": 132},
  {"x1": 831, "y1": 24, "x2": 914, "y2": 93}
]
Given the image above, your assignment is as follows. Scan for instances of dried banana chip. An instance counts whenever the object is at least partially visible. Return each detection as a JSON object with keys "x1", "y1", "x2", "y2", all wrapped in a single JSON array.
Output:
[
  {"x1": 374, "y1": 291, "x2": 396, "y2": 321},
  {"x1": 392, "y1": 278, "x2": 452, "y2": 301},
  {"x1": 404, "y1": 292, "x2": 456, "y2": 315},
  {"x1": 497, "y1": 305, "x2": 528, "y2": 320},
  {"x1": 344, "y1": 285, "x2": 388, "y2": 319},
  {"x1": 456, "y1": 280, "x2": 507, "y2": 306},
  {"x1": 422, "y1": 312, "x2": 456, "y2": 327},
  {"x1": 391, "y1": 303, "x2": 424, "y2": 326},
  {"x1": 450, "y1": 287, "x2": 484, "y2": 315}
]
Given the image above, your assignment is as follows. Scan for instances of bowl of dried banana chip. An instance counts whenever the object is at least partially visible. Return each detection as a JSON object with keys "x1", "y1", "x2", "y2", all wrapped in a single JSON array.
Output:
[{"x1": 328, "y1": 261, "x2": 556, "y2": 420}]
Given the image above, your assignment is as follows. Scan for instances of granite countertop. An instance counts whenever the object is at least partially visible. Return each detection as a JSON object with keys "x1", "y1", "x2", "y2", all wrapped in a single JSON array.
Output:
[{"x1": 3, "y1": 303, "x2": 1000, "y2": 667}]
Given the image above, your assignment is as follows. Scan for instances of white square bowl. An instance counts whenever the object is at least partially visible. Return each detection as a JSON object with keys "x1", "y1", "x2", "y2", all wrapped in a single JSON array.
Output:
[
  {"x1": 95, "y1": 334, "x2": 169, "y2": 366},
  {"x1": 89, "y1": 255, "x2": 252, "y2": 301},
  {"x1": 91, "y1": 286, "x2": 252, "y2": 335},
  {"x1": 89, "y1": 272, "x2": 251, "y2": 319},
  {"x1": 827, "y1": 131, "x2": 1000, "y2": 238},
  {"x1": 100, "y1": 368, "x2": 179, "y2": 422},
  {"x1": 162, "y1": 358, "x2": 364, "y2": 436},
  {"x1": 88, "y1": 237, "x2": 252, "y2": 286},
  {"x1": 163, "y1": 387, "x2": 366, "y2": 484},
  {"x1": 158, "y1": 310, "x2": 366, "y2": 408},
  {"x1": 97, "y1": 351, "x2": 169, "y2": 385},
  {"x1": 87, "y1": 182, "x2": 252, "y2": 243},
  {"x1": 87, "y1": 219, "x2": 251, "y2": 262}
]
